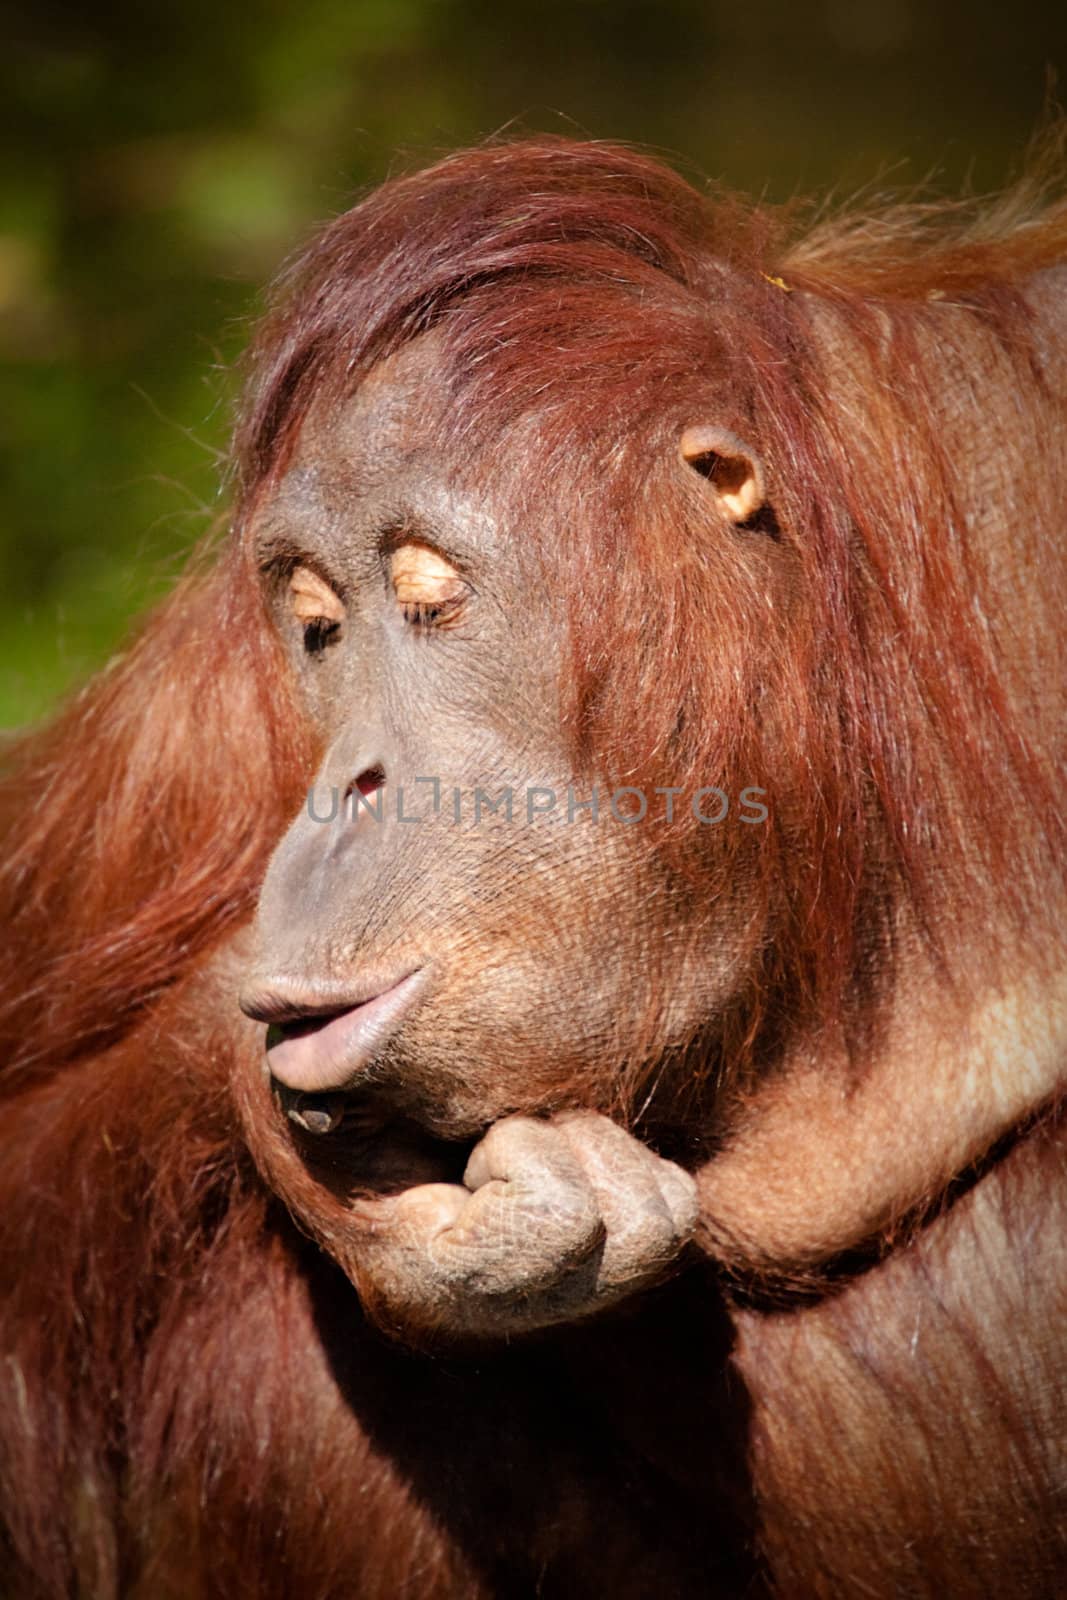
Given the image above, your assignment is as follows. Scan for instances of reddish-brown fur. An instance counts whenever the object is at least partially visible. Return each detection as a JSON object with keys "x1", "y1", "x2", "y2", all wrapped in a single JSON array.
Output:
[{"x1": 1, "y1": 137, "x2": 1065, "y2": 1596}]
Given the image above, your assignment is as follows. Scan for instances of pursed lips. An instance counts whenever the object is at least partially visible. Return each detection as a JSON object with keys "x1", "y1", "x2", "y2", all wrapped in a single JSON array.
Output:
[{"x1": 260, "y1": 970, "x2": 426, "y2": 1093}]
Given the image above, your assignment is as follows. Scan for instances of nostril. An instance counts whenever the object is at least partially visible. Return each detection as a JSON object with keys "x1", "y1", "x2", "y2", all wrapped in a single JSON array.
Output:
[{"x1": 345, "y1": 765, "x2": 385, "y2": 804}]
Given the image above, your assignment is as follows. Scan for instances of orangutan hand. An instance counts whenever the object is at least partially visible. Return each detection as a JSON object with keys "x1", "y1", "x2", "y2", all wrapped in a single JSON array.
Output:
[{"x1": 351, "y1": 1112, "x2": 697, "y2": 1341}]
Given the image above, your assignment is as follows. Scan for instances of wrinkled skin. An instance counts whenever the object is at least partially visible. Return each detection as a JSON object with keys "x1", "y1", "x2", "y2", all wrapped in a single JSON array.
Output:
[{"x1": 238, "y1": 339, "x2": 747, "y2": 1337}]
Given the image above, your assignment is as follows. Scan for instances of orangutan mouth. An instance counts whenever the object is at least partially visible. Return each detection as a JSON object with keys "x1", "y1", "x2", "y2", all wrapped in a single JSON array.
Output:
[{"x1": 260, "y1": 969, "x2": 427, "y2": 1108}]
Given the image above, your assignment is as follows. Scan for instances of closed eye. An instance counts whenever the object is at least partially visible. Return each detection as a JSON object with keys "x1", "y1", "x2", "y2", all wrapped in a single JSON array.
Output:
[
  {"x1": 390, "y1": 541, "x2": 470, "y2": 630},
  {"x1": 289, "y1": 564, "x2": 345, "y2": 654}
]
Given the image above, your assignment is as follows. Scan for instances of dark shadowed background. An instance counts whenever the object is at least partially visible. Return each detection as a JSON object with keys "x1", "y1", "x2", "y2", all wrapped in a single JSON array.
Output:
[{"x1": 2, "y1": 0, "x2": 1064, "y2": 724}]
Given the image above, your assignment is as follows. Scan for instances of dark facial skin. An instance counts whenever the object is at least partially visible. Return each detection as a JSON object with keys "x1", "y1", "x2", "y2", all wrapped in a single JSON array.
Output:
[{"x1": 235, "y1": 337, "x2": 778, "y2": 1337}]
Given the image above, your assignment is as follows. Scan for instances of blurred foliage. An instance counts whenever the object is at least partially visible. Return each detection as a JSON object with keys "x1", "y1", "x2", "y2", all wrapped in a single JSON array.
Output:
[{"x1": 1, "y1": 0, "x2": 1064, "y2": 724}]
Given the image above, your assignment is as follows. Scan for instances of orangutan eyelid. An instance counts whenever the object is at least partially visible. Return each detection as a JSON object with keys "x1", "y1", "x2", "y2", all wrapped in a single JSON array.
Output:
[
  {"x1": 390, "y1": 542, "x2": 470, "y2": 623},
  {"x1": 289, "y1": 564, "x2": 345, "y2": 626}
]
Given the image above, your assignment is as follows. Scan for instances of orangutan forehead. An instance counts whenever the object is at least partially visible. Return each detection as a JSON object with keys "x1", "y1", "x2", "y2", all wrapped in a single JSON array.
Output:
[
  {"x1": 272, "y1": 338, "x2": 575, "y2": 529},
  {"x1": 293, "y1": 333, "x2": 455, "y2": 467},
  {"x1": 250, "y1": 398, "x2": 508, "y2": 584}
]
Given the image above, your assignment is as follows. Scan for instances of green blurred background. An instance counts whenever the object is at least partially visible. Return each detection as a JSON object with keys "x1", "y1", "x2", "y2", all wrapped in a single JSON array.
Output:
[{"x1": 2, "y1": 0, "x2": 1065, "y2": 726}]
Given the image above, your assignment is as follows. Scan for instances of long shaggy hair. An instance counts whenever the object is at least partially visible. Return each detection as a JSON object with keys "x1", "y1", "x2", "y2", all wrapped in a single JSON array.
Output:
[{"x1": 1, "y1": 135, "x2": 1065, "y2": 1599}]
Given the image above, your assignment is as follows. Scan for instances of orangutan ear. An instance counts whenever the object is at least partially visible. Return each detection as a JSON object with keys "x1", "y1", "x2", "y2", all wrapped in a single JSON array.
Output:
[{"x1": 679, "y1": 426, "x2": 765, "y2": 524}]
